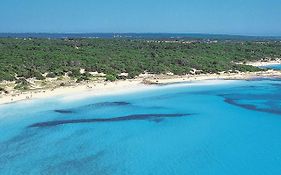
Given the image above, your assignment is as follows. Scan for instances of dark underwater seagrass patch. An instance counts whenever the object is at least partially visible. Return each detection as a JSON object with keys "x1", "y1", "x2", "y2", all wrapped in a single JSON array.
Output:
[
  {"x1": 28, "y1": 113, "x2": 193, "y2": 128},
  {"x1": 53, "y1": 101, "x2": 131, "y2": 114}
]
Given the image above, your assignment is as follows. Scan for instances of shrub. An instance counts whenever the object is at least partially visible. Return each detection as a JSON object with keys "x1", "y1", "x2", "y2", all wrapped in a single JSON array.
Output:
[
  {"x1": 46, "y1": 72, "x2": 56, "y2": 78},
  {"x1": 0, "y1": 72, "x2": 15, "y2": 81},
  {"x1": 14, "y1": 78, "x2": 31, "y2": 90},
  {"x1": 105, "y1": 74, "x2": 117, "y2": 81},
  {"x1": 34, "y1": 71, "x2": 45, "y2": 80},
  {"x1": 127, "y1": 71, "x2": 140, "y2": 79},
  {"x1": 0, "y1": 87, "x2": 9, "y2": 94},
  {"x1": 68, "y1": 68, "x2": 81, "y2": 77},
  {"x1": 76, "y1": 76, "x2": 89, "y2": 83}
]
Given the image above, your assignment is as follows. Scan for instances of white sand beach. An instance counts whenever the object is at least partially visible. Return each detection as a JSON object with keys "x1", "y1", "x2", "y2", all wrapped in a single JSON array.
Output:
[
  {"x1": 245, "y1": 59, "x2": 281, "y2": 67},
  {"x1": 0, "y1": 79, "x2": 148, "y2": 105}
]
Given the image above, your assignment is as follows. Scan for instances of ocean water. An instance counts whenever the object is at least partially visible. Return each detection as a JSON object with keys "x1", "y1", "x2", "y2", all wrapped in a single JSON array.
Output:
[
  {"x1": 261, "y1": 64, "x2": 281, "y2": 70},
  {"x1": 1, "y1": 79, "x2": 281, "y2": 175}
]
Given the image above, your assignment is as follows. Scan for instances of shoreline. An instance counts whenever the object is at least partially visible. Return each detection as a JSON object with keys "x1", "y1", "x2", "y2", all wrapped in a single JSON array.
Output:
[
  {"x1": 0, "y1": 79, "x2": 148, "y2": 105},
  {"x1": 142, "y1": 70, "x2": 281, "y2": 84},
  {"x1": 245, "y1": 59, "x2": 281, "y2": 67},
  {"x1": 1, "y1": 69, "x2": 281, "y2": 106}
]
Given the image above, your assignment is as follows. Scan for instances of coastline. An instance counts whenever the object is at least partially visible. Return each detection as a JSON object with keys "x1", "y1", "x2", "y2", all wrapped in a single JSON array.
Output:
[
  {"x1": 0, "y1": 79, "x2": 148, "y2": 105},
  {"x1": 142, "y1": 69, "x2": 281, "y2": 84},
  {"x1": 245, "y1": 59, "x2": 281, "y2": 67},
  {"x1": 1, "y1": 69, "x2": 281, "y2": 106}
]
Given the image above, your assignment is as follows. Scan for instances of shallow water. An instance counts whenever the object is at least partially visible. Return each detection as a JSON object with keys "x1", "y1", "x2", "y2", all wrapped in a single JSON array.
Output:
[
  {"x1": 260, "y1": 64, "x2": 281, "y2": 70},
  {"x1": 1, "y1": 79, "x2": 281, "y2": 175}
]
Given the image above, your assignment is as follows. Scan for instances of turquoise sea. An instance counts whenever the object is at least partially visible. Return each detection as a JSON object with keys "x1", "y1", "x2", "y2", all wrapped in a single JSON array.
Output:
[
  {"x1": 1, "y1": 79, "x2": 281, "y2": 175},
  {"x1": 261, "y1": 64, "x2": 281, "y2": 70}
]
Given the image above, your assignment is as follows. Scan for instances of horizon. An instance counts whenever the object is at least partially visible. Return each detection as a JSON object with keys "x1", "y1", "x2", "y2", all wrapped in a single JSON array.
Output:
[
  {"x1": 0, "y1": 32, "x2": 281, "y2": 38},
  {"x1": 1, "y1": 0, "x2": 281, "y2": 36}
]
